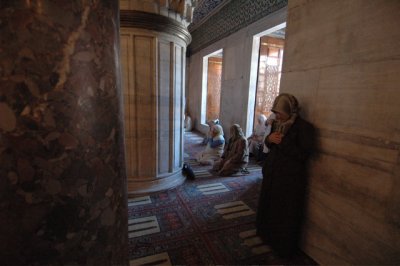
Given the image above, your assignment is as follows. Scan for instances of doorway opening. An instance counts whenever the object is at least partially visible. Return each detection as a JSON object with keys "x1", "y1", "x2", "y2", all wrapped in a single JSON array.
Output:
[
  {"x1": 246, "y1": 24, "x2": 285, "y2": 136},
  {"x1": 253, "y1": 31, "x2": 285, "y2": 129},
  {"x1": 201, "y1": 49, "x2": 223, "y2": 124}
]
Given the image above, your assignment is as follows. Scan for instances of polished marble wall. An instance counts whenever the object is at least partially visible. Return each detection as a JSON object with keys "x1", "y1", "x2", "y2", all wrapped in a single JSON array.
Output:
[
  {"x1": 280, "y1": 0, "x2": 400, "y2": 264},
  {"x1": 0, "y1": 1, "x2": 128, "y2": 264},
  {"x1": 187, "y1": 0, "x2": 400, "y2": 264}
]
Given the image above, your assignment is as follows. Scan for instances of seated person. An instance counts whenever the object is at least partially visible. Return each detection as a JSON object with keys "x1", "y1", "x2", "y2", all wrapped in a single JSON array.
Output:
[
  {"x1": 248, "y1": 114, "x2": 267, "y2": 157},
  {"x1": 212, "y1": 124, "x2": 249, "y2": 176},
  {"x1": 196, "y1": 124, "x2": 225, "y2": 165},
  {"x1": 202, "y1": 119, "x2": 221, "y2": 144},
  {"x1": 184, "y1": 112, "x2": 193, "y2": 132}
]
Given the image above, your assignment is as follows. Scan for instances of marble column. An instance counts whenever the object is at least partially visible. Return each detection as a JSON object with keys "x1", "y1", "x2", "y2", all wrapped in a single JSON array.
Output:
[
  {"x1": 0, "y1": 1, "x2": 128, "y2": 265},
  {"x1": 119, "y1": 1, "x2": 194, "y2": 194}
]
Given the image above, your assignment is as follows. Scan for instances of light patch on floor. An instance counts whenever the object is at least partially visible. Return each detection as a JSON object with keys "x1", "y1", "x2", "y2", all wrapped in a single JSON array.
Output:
[
  {"x1": 185, "y1": 158, "x2": 200, "y2": 166},
  {"x1": 185, "y1": 132, "x2": 204, "y2": 142},
  {"x1": 239, "y1": 229, "x2": 271, "y2": 255},
  {"x1": 193, "y1": 169, "x2": 212, "y2": 178},
  {"x1": 129, "y1": 252, "x2": 171, "y2": 266},
  {"x1": 197, "y1": 182, "x2": 229, "y2": 195},
  {"x1": 214, "y1": 201, "x2": 255, "y2": 219},
  {"x1": 128, "y1": 215, "x2": 160, "y2": 238},
  {"x1": 246, "y1": 165, "x2": 261, "y2": 172},
  {"x1": 128, "y1": 196, "x2": 151, "y2": 207},
  {"x1": 187, "y1": 160, "x2": 200, "y2": 167}
]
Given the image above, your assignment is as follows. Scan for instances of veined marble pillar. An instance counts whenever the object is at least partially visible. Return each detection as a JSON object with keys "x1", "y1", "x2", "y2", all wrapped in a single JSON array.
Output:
[
  {"x1": 0, "y1": 1, "x2": 128, "y2": 264},
  {"x1": 120, "y1": 1, "x2": 194, "y2": 195}
]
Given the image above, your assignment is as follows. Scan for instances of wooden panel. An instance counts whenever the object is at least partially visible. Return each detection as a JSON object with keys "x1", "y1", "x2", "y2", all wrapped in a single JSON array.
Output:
[
  {"x1": 158, "y1": 41, "x2": 171, "y2": 174},
  {"x1": 120, "y1": 33, "x2": 137, "y2": 177},
  {"x1": 134, "y1": 35, "x2": 156, "y2": 176},
  {"x1": 254, "y1": 36, "x2": 284, "y2": 125},
  {"x1": 180, "y1": 48, "x2": 185, "y2": 167},
  {"x1": 206, "y1": 57, "x2": 222, "y2": 121},
  {"x1": 173, "y1": 44, "x2": 183, "y2": 170}
]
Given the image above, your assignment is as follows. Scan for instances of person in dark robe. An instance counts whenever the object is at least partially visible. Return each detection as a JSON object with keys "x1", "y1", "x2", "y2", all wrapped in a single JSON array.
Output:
[{"x1": 256, "y1": 93, "x2": 316, "y2": 258}]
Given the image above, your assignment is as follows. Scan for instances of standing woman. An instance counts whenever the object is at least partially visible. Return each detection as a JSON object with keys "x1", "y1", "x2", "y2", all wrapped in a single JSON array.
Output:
[{"x1": 256, "y1": 93, "x2": 316, "y2": 258}]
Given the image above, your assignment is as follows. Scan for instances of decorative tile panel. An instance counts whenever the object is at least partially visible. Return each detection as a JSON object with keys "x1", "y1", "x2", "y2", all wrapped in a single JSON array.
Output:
[
  {"x1": 188, "y1": 0, "x2": 288, "y2": 54},
  {"x1": 191, "y1": 0, "x2": 225, "y2": 24}
]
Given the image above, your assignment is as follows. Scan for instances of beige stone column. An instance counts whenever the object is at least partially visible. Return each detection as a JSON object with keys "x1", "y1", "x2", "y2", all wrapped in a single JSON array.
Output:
[{"x1": 120, "y1": 1, "x2": 194, "y2": 195}]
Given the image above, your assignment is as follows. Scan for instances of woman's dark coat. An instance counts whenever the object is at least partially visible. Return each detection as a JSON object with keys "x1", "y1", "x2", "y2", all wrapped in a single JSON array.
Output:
[{"x1": 257, "y1": 116, "x2": 316, "y2": 257}]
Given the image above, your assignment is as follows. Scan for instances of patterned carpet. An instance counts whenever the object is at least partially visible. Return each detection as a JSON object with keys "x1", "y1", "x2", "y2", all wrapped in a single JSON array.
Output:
[{"x1": 128, "y1": 131, "x2": 317, "y2": 265}]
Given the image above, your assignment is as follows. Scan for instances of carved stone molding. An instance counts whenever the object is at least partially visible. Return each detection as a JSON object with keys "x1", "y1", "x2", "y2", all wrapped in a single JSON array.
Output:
[
  {"x1": 188, "y1": 0, "x2": 288, "y2": 54},
  {"x1": 120, "y1": 0, "x2": 196, "y2": 25},
  {"x1": 120, "y1": 10, "x2": 192, "y2": 45}
]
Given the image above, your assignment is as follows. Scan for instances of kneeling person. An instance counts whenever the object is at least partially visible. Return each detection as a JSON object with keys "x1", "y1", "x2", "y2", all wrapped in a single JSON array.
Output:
[
  {"x1": 196, "y1": 124, "x2": 225, "y2": 166},
  {"x1": 213, "y1": 124, "x2": 249, "y2": 176}
]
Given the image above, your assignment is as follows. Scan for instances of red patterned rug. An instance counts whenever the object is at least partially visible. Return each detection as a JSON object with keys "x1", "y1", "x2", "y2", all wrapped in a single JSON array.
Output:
[{"x1": 128, "y1": 131, "x2": 317, "y2": 265}]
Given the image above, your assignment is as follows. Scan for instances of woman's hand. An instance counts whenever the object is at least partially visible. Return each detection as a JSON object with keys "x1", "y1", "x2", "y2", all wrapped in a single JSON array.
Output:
[{"x1": 268, "y1": 132, "x2": 283, "y2": 144}]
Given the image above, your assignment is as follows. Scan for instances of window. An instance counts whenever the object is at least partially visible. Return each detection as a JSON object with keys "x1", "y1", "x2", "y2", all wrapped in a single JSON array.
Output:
[
  {"x1": 254, "y1": 35, "x2": 284, "y2": 128},
  {"x1": 245, "y1": 23, "x2": 286, "y2": 137},
  {"x1": 201, "y1": 49, "x2": 223, "y2": 124}
]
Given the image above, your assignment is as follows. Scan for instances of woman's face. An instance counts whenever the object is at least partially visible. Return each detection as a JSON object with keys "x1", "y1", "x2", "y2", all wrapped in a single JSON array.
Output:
[{"x1": 275, "y1": 111, "x2": 290, "y2": 122}]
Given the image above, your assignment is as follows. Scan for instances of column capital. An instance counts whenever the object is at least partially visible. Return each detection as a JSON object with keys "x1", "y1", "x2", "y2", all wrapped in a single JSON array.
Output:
[
  {"x1": 120, "y1": 10, "x2": 192, "y2": 45},
  {"x1": 120, "y1": 0, "x2": 197, "y2": 26}
]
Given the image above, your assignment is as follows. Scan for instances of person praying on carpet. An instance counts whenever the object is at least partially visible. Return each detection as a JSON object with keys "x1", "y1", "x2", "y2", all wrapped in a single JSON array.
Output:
[
  {"x1": 184, "y1": 112, "x2": 193, "y2": 132},
  {"x1": 256, "y1": 93, "x2": 316, "y2": 258},
  {"x1": 196, "y1": 124, "x2": 225, "y2": 166},
  {"x1": 248, "y1": 113, "x2": 267, "y2": 158},
  {"x1": 201, "y1": 119, "x2": 221, "y2": 145},
  {"x1": 212, "y1": 124, "x2": 249, "y2": 176}
]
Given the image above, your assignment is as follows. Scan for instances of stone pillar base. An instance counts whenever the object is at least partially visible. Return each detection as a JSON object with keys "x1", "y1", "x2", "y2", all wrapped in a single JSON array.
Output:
[{"x1": 127, "y1": 171, "x2": 186, "y2": 196}]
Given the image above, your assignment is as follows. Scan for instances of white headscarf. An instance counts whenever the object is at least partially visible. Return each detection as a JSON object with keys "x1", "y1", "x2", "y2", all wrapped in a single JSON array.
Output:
[
  {"x1": 254, "y1": 114, "x2": 267, "y2": 136},
  {"x1": 207, "y1": 119, "x2": 223, "y2": 135},
  {"x1": 211, "y1": 124, "x2": 224, "y2": 141}
]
